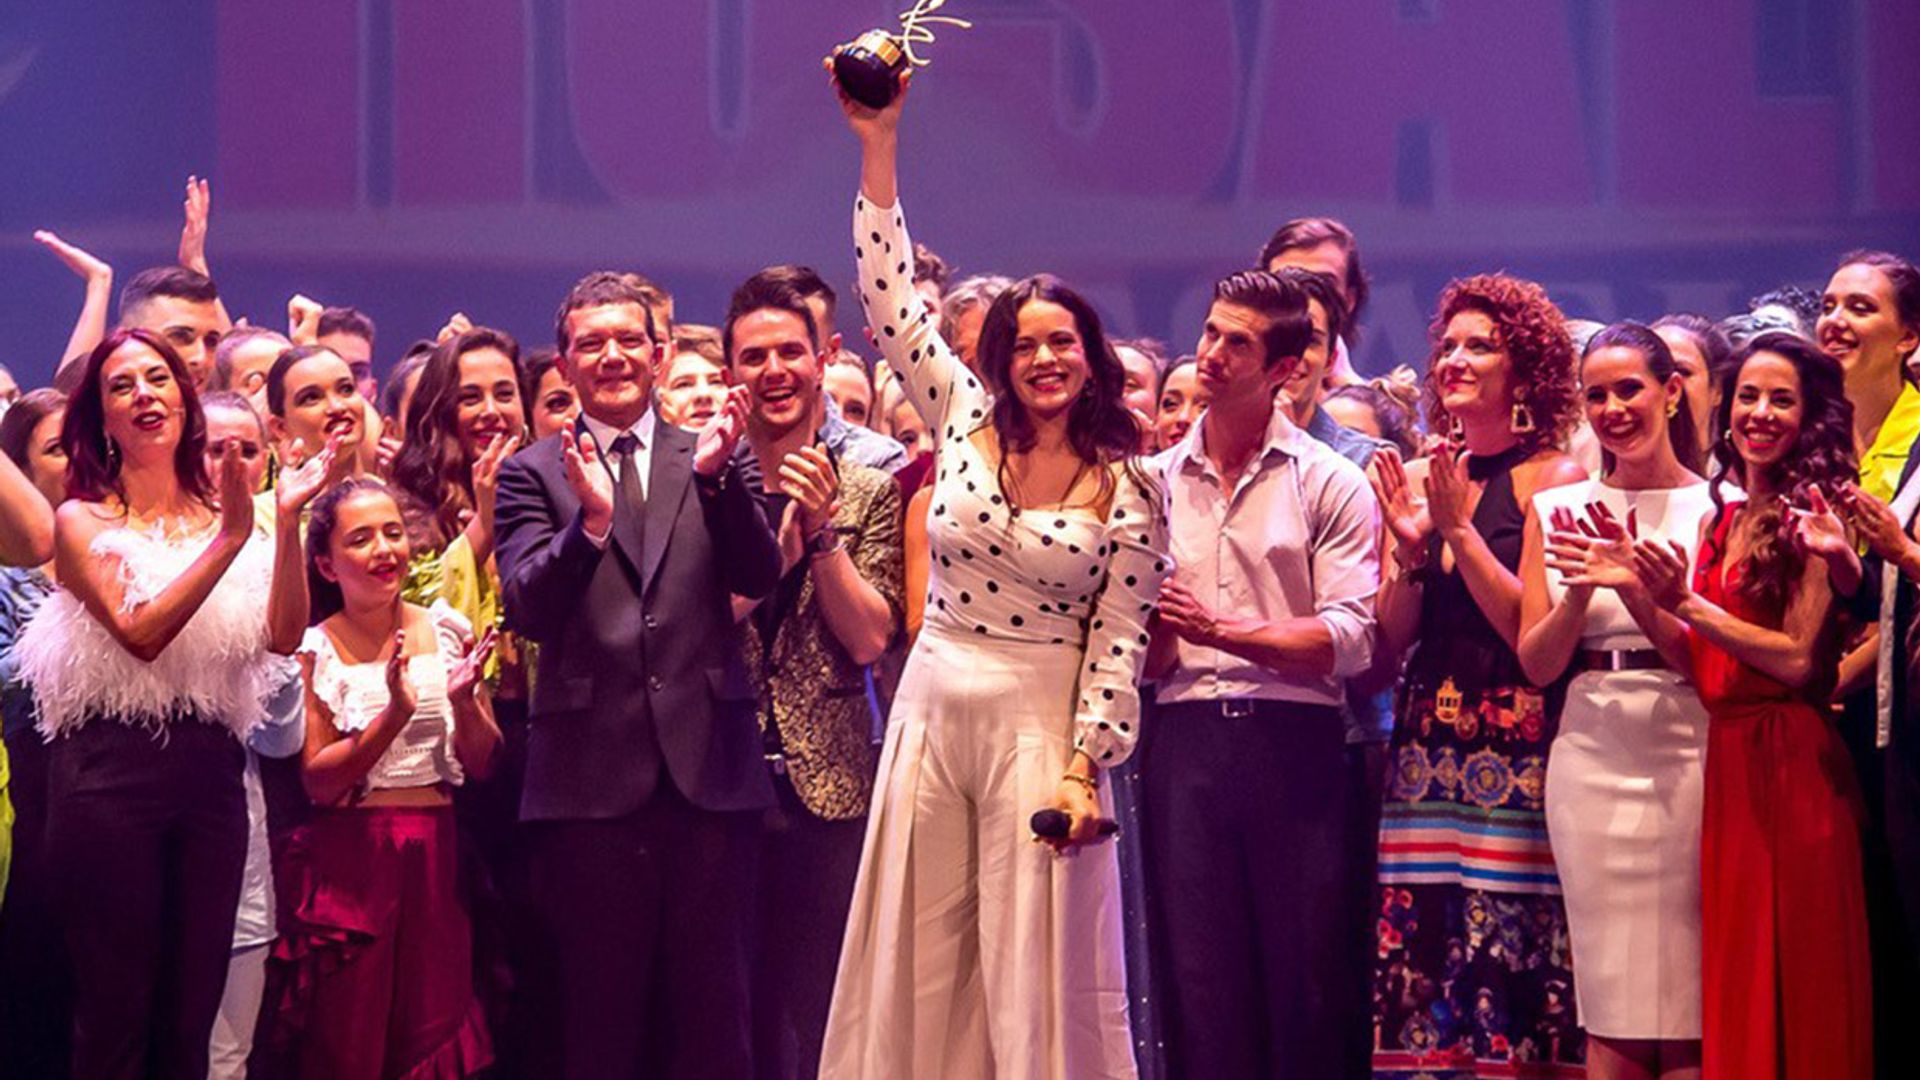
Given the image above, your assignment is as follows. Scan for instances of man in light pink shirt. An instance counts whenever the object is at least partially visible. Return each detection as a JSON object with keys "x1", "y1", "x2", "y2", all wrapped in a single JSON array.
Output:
[{"x1": 1143, "y1": 270, "x2": 1381, "y2": 1079}]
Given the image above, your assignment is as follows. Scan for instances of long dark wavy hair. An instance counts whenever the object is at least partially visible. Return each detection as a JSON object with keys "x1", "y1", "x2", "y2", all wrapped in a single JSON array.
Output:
[
  {"x1": 1583, "y1": 322, "x2": 1702, "y2": 474},
  {"x1": 974, "y1": 275, "x2": 1158, "y2": 514},
  {"x1": 1706, "y1": 331, "x2": 1856, "y2": 608},
  {"x1": 305, "y1": 476, "x2": 405, "y2": 624},
  {"x1": 391, "y1": 327, "x2": 525, "y2": 550},
  {"x1": 61, "y1": 328, "x2": 213, "y2": 507}
]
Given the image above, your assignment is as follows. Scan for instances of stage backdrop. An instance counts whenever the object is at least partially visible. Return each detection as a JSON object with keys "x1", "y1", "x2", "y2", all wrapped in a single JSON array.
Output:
[{"x1": 3, "y1": 0, "x2": 1918, "y2": 386}]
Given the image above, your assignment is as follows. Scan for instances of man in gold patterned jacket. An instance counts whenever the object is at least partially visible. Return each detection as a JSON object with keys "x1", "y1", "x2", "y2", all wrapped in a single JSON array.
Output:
[{"x1": 723, "y1": 271, "x2": 905, "y2": 1080}]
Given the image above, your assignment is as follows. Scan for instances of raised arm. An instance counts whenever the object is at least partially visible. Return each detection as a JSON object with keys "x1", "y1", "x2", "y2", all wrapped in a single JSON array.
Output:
[
  {"x1": 837, "y1": 72, "x2": 982, "y2": 451},
  {"x1": 177, "y1": 175, "x2": 235, "y2": 333},
  {"x1": 37, "y1": 231, "x2": 114, "y2": 385}
]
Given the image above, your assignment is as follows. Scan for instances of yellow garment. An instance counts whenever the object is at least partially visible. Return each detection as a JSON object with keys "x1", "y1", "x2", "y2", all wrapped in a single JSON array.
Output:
[
  {"x1": 404, "y1": 535, "x2": 514, "y2": 683},
  {"x1": 1861, "y1": 384, "x2": 1920, "y2": 503},
  {"x1": 1, "y1": 739, "x2": 12, "y2": 906}
]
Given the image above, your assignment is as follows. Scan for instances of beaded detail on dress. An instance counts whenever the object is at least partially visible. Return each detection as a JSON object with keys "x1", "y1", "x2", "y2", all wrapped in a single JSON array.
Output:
[{"x1": 16, "y1": 521, "x2": 279, "y2": 739}]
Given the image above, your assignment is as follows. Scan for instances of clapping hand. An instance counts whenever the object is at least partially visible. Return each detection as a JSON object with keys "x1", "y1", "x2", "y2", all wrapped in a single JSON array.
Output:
[
  {"x1": 1545, "y1": 503, "x2": 1641, "y2": 591},
  {"x1": 560, "y1": 428, "x2": 614, "y2": 536},
  {"x1": 447, "y1": 626, "x2": 498, "y2": 705},
  {"x1": 1631, "y1": 539, "x2": 1694, "y2": 612},
  {"x1": 385, "y1": 631, "x2": 418, "y2": 719},
  {"x1": 214, "y1": 437, "x2": 256, "y2": 541},
  {"x1": 1835, "y1": 482, "x2": 1917, "y2": 565},
  {"x1": 1370, "y1": 447, "x2": 1432, "y2": 561},
  {"x1": 779, "y1": 444, "x2": 841, "y2": 538},
  {"x1": 276, "y1": 433, "x2": 348, "y2": 520},
  {"x1": 1788, "y1": 483, "x2": 1852, "y2": 565},
  {"x1": 288, "y1": 294, "x2": 324, "y2": 345},
  {"x1": 693, "y1": 385, "x2": 751, "y2": 478},
  {"x1": 1423, "y1": 441, "x2": 1474, "y2": 540}
]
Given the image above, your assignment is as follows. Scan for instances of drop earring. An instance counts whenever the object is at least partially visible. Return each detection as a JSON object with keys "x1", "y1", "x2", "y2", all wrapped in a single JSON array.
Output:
[
  {"x1": 1509, "y1": 388, "x2": 1536, "y2": 435},
  {"x1": 1448, "y1": 415, "x2": 1465, "y2": 446}
]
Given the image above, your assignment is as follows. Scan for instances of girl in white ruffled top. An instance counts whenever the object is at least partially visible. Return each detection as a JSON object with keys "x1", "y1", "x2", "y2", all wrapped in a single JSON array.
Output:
[
  {"x1": 14, "y1": 328, "x2": 330, "y2": 1080},
  {"x1": 278, "y1": 476, "x2": 501, "y2": 1079}
]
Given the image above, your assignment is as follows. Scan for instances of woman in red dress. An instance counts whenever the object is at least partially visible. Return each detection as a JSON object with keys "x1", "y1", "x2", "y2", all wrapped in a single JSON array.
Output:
[{"x1": 1630, "y1": 330, "x2": 1872, "y2": 1079}]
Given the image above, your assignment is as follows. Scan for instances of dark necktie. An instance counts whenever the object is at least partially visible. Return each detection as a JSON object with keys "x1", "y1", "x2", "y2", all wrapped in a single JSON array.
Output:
[{"x1": 610, "y1": 432, "x2": 645, "y2": 511}]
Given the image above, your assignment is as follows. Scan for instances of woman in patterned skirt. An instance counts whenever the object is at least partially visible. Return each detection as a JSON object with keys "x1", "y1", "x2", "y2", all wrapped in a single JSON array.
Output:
[{"x1": 1369, "y1": 276, "x2": 1589, "y2": 1077}]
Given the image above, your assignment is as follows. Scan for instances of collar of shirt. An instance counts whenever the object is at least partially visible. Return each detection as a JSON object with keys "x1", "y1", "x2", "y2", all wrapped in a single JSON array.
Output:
[
  {"x1": 1167, "y1": 400, "x2": 1310, "y2": 482},
  {"x1": 581, "y1": 407, "x2": 657, "y2": 458},
  {"x1": 1304, "y1": 405, "x2": 1385, "y2": 469},
  {"x1": 1861, "y1": 383, "x2": 1920, "y2": 503}
]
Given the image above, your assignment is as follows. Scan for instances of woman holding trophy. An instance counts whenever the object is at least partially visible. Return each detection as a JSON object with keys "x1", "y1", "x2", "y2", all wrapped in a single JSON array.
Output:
[{"x1": 819, "y1": 61, "x2": 1170, "y2": 1080}]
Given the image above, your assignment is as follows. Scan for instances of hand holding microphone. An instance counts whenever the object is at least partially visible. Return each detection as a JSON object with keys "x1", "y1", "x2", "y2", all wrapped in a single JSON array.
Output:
[{"x1": 1031, "y1": 769, "x2": 1118, "y2": 853}]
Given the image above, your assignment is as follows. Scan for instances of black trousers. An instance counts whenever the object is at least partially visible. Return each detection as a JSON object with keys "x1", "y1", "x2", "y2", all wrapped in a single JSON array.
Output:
[
  {"x1": 524, "y1": 782, "x2": 761, "y2": 1080},
  {"x1": 0, "y1": 725, "x2": 71, "y2": 1079},
  {"x1": 47, "y1": 720, "x2": 247, "y2": 1080},
  {"x1": 1141, "y1": 699, "x2": 1370, "y2": 1080},
  {"x1": 750, "y1": 772, "x2": 865, "y2": 1080}
]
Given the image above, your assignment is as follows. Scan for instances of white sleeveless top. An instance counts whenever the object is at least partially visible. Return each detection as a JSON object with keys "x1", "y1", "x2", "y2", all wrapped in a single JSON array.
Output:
[
  {"x1": 17, "y1": 520, "x2": 280, "y2": 739},
  {"x1": 1532, "y1": 478, "x2": 1717, "y2": 652},
  {"x1": 300, "y1": 602, "x2": 473, "y2": 793}
]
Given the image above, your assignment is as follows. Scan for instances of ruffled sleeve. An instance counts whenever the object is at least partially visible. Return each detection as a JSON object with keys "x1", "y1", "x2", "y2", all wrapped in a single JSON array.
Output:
[
  {"x1": 297, "y1": 626, "x2": 351, "y2": 721},
  {"x1": 428, "y1": 601, "x2": 475, "y2": 663},
  {"x1": 853, "y1": 194, "x2": 988, "y2": 452},
  {"x1": 1073, "y1": 465, "x2": 1173, "y2": 767}
]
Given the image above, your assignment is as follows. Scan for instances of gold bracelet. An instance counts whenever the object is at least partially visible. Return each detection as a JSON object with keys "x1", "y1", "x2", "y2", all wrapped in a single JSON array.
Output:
[{"x1": 1061, "y1": 772, "x2": 1098, "y2": 794}]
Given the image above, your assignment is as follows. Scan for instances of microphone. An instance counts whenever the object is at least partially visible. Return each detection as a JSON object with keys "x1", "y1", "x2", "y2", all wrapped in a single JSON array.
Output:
[{"x1": 1030, "y1": 808, "x2": 1120, "y2": 841}]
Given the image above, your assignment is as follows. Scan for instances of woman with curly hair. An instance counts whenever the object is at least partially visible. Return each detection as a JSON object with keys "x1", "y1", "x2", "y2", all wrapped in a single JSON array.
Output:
[
  {"x1": 1368, "y1": 274, "x2": 1590, "y2": 1072},
  {"x1": 1628, "y1": 332, "x2": 1871, "y2": 1079}
]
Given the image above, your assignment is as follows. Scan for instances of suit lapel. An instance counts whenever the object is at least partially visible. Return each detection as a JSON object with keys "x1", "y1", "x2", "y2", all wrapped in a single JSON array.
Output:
[{"x1": 641, "y1": 422, "x2": 694, "y2": 594}]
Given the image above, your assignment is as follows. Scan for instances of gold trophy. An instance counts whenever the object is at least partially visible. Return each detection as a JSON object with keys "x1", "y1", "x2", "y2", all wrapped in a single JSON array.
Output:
[{"x1": 832, "y1": 1, "x2": 973, "y2": 109}]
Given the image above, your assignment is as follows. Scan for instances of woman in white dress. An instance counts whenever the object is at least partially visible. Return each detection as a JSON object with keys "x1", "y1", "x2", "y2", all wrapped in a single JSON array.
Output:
[
  {"x1": 820, "y1": 74, "x2": 1171, "y2": 1080},
  {"x1": 1517, "y1": 322, "x2": 1715, "y2": 1080}
]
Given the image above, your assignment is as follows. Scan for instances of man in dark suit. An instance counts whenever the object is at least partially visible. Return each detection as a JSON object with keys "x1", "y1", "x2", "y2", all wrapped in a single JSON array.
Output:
[{"x1": 495, "y1": 271, "x2": 781, "y2": 1080}]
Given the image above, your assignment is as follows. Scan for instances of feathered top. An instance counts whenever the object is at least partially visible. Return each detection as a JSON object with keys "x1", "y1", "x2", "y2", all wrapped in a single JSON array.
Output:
[{"x1": 15, "y1": 520, "x2": 280, "y2": 740}]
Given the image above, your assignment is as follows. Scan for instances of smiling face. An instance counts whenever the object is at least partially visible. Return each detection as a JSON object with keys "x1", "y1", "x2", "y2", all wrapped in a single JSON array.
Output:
[
  {"x1": 1005, "y1": 299, "x2": 1092, "y2": 423},
  {"x1": 25, "y1": 407, "x2": 68, "y2": 506},
  {"x1": 529, "y1": 365, "x2": 580, "y2": 440},
  {"x1": 1433, "y1": 310, "x2": 1514, "y2": 425},
  {"x1": 1819, "y1": 262, "x2": 1918, "y2": 390},
  {"x1": 1727, "y1": 350, "x2": 1804, "y2": 471},
  {"x1": 1196, "y1": 300, "x2": 1290, "y2": 413},
  {"x1": 1582, "y1": 345, "x2": 1681, "y2": 469},
  {"x1": 100, "y1": 339, "x2": 187, "y2": 462},
  {"x1": 202, "y1": 405, "x2": 270, "y2": 492},
  {"x1": 561, "y1": 302, "x2": 660, "y2": 428},
  {"x1": 731, "y1": 308, "x2": 822, "y2": 441},
  {"x1": 658, "y1": 352, "x2": 727, "y2": 430},
  {"x1": 274, "y1": 350, "x2": 365, "y2": 456},
  {"x1": 1154, "y1": 362, "x2": 1208, "y2": 449},
  {"x1": 454, "y1": 347, "x2": 525, "y2": 462},
  {"x1": 318, "y1": 487, "x2": 412, "y2": 609}
]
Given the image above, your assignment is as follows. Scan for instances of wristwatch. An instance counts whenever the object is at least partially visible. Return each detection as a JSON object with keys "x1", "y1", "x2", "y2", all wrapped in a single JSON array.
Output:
[{"x1": 805, "y1": 528, "x2": 843, "y2": 559}]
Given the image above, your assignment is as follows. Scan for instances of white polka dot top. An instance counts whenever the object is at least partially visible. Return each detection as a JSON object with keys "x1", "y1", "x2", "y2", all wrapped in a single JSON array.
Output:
[{"x1": 854, "y1": 194, "x2": 1173, "y2": 766}]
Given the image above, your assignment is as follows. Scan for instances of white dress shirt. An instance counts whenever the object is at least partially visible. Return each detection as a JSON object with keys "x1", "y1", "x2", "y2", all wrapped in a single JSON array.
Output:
[
  {"x1": 580, "y1": 408, "x2": 656, "y2": 547},
  {"x1": 1153, "y1": 404, "x2": 1380, "y2": 707}
]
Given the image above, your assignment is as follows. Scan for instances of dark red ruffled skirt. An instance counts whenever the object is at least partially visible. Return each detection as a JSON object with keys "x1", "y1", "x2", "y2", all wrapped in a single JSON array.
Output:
[{"x1": 269, "y1": 804, "x2": 493, "y2": 1079}]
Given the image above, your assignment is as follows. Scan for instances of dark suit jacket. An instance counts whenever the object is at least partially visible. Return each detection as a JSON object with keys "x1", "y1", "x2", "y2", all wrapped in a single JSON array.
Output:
[
  {"x1": 495, "y1": 416, "x2": 781, "y2": 821},
  {"x1": 740, "y1": 462, "x2": 904, "y2": 821}
]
